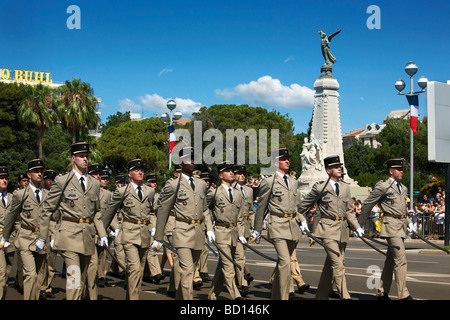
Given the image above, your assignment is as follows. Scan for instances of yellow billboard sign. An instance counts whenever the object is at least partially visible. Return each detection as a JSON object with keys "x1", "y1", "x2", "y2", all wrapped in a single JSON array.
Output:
[{"x1": 0, "y1": 68, "x2": 52, "y2": 84}]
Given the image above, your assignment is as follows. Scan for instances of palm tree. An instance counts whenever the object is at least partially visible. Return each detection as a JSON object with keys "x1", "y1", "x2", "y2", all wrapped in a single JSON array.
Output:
[
  {"x1": 57, "y1": 78, "x2": 100, "y2": 143},
  {"x1": 18, "y1": 84, "x2": 57, "y2": 158}
]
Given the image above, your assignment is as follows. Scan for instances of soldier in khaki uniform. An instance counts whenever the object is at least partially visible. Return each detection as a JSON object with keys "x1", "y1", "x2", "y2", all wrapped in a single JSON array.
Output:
[
  {"x1": 143, "y1": 173, "x2": 165, "y2": 284},
  {"x1": 108, "y1": 175, "x2": 126, "y2": 278},
  {"x1": 0, "y1": 166, "x2": 14, "y2": 299},
  {"x1": 359, "y1": 158, "x2": 415, "y2": 300},
  {"x1": 298, "y1": 155, "x2": 364, "y2": 300},
  {"x1": 251, "y1": 148, "x2": 309, "y2": 300},
  {"x1": 36, "y1": 142, "x2": 108, "y2": 300},
  {"x1": 103, "y1": 159, "x2": 155, "y2": 300},
  {"x1": 41, "y1": 169, "x2": 57, "y2": 299},
  {"x1": 1, "y1": 159, "x2": 49, "y2": 300},
  {"x1": 208, "y1": 163, "x2": 245, "y2": 300},
  {"x1": 98, "y1": 168, "x2": 112, "y2": 286},
  {"x1": 152, "y1": 147, "x2": 215, "y2": 300},
  {"x1": 233, "y1": 165, "x2": 254, "y2": 296}
]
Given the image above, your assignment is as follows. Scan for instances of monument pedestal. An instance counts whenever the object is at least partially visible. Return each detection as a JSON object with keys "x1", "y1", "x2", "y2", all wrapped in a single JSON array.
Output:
[{"x1": 298, "y1": 74, "x2": 358, "y2": 196}]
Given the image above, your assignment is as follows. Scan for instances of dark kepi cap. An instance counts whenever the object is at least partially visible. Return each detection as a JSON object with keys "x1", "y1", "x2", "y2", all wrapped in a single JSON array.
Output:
[
  {"x1": 115, "y1": 175, "x2": 125, "y2": 183},
  {"x1": 88, "y1": 163, "x2": 102, "y2": 174},
  {"x1": 387, "y1": 158, "x2": 404, "y2": 169},
  {"x1": 71, "y1": 142, "x2": 90, "y2": 155},
  {"x1": 128, "y1": 159, "x2": 144, "y2": 171},
  {"x1": 272, "y1": 148, "x2": 290, "y2": 159},
  {"x1": 217, "y1": 162, "x2": 233, "y2": 173},
  {"x1": 324, "y1": 155, "x2": 342, "y2": 168},
  {"x1": 100, "y1": 169, "x2": 110, "y2": 178},
  {"x1": 17, "y1": 172, "x2": 27, "y2": 180},
  {"x1": 179, "y1": 146, "x2": 194, "y2": 159},
  {"x1": 28, "y1": 159, "x2": 44, "y2": 171},
  {"x1": 43, "y1": 170, "x2": 57, "y2": 179},
  {"x1": 233, "y1": 164, "x2": 246, "y2": 173},
  {"x1": 146, "y1": 173, "x2": 157, "y2": 182},
  {"x1": 0, "y1": 166, "x2": 8, "y2": 176},
  {"x1": 200, "y1": 172, "x2": 210, "y2": 180}
]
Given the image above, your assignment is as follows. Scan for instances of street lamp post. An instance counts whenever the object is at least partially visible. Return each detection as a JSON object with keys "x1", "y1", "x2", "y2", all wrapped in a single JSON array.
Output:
[
  {"x1": 395, "y1": 61, "x2": 428, "y2": 211},
  {"x1": 160, "y1": 99, "x2": 182, "y2": 169}
]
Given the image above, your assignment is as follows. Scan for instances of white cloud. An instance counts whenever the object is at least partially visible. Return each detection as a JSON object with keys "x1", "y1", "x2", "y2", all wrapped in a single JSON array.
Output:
[
  {"x1": 284, "y1": 56, "x2": 295, "y2": 63},
  {"x1": 118, "y1": 93, "x2": 202, "y2": 117},
  {"x1": 215, "y1": 75, "x2": 314, "y2": 110},
  {"x1": 158, "y1": 67, "x2": 173, "y2": 77}
]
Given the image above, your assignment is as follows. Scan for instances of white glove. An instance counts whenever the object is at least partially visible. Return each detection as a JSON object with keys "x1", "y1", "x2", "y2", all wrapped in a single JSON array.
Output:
[
  {"x1": 50, "y1": 239, "x2": 54, "y2": 248},
  {"x1": 353, "y1": 227, "x2": 364, "y2": 237},
  {"x1": 152, "y1": 240, "x2": 163, "y2": 251},
  {"x1": 250, "y1": 230, "x2": 261, "y2": 242},
  {"x1": 207, "y1": 231, "x2": 215, "y2": 243},
  {"x1": 407, "y1": 223, "x2": 416, "y2": 233},
  {"x1": 99, "y1": 237, "x2": 108, "y2": 247},
  {"x1": 299, "y1": 220, "x2": 310, "y2": 234},
  {"x1": 35, "y1": 238, "x2": 46, "y2": 252},
  {"x1": 151, "y1": 228, "x2": 156, "y2": 238},
  {"x1": 239, "y1": 236, "x2": 247, "y2": 244},
  {"x1": 0, "y1": 237, "x2": 10, "y2": 250}
]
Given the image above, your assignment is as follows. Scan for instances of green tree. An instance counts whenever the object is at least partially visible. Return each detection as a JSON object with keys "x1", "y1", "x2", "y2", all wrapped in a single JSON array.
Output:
[
  {"x1": 57, "y1": 78, "x2": 100, "y2": 143},
  {"x1": 102, "y1": 111, "x2": 131, "y2": 133},
  {"x1": 97, "y1": 117, "x2": 168, "y2": 175},
  {"x1": 18, "y1": 84, "x2": 58, "y2": 158}
]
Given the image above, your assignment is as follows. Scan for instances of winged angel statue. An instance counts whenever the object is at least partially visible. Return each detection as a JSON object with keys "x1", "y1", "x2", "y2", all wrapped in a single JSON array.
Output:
[{"x1": 319, "y1": 29, "x2": 341, "y2": 67}]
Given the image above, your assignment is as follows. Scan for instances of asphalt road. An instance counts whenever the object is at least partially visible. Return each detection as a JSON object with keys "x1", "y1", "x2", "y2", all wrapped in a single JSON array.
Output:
[{"x1": 4, "y1": 236, "x2": 450, "y2": 301}]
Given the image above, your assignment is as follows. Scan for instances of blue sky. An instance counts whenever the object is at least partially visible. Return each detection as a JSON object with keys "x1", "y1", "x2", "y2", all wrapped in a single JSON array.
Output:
[{"x1": 1, "y1": 0, "x2": 449, "y2": 135}]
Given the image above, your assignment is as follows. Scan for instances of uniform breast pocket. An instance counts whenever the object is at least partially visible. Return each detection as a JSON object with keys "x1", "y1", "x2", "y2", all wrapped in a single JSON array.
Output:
[{"x1": 65, "y1": 193, "x2": 78, "y2": 207}]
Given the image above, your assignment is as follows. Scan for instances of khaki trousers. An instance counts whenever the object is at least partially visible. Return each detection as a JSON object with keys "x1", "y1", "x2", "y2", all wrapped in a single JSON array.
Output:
[
  {"x1": 176, "y1": 247, "x2": 201, "y2": 300},
  {"x1": 59, "y1": 250, "x2": 91, "y2": 300},
  {"x1": 19, "y1": 250, "x2": 47, "y2": 300},
  {"x1": 208, "y1": 243, "x2": 241, "y2": 300},
  {"x1": 271, "y1": 238, "x2": 298, "y2": 300},
  {"x1": 315, "y1": 240, "x2": 350, "y2": 300},
  {"x1": 377, "y1": 237, "x2": 410, "y2": 299},
  {"x1": 123, "y1": 243, "x2": 147, "y2": 300}
]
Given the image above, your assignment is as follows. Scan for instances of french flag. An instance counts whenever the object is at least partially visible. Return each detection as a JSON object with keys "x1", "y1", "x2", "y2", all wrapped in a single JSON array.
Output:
[
  {"x1": 168, "y1": 124, "x2": 176, "y2": 154},
  {"x1": 407, "y1": 95, "x2": 419, "y2": 135}
]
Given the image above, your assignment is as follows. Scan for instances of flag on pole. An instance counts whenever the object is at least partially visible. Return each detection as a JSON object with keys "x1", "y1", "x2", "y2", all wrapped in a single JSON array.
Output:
[
  {"x1": 168, "y1": 124, "x2": 176, "y2": 154},
  {"x1": 406, "y1": 95, "x2": 419, "y2": 135}
]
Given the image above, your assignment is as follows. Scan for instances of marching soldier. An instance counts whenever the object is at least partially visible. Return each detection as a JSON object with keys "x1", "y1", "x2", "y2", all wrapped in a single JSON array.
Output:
[
  {"x1": 208, "y1": 162, "x2": 245, "y2": 300},
  {"x1": 36, "y1": 142, "x2": 108, "y2": 300},
  {"x1": 41, "y1": 169, "x2": 57, "y2": 299},
  {"x1": 103, "y1": 159, "x2": 155, "y2": 300},
  {"x1": 251, "y1": 148, "x2": 309, "y2": 300},
  {"x1": 233, "y1": 164, "x2": 254, "y2": 296},
  {"x1": 359, "y1": 158, "x2": 415, "y2": 300},
  {"x1": 143, "y1": 173, "x2": 165, "y2": 284},
  {"x1": 298, "y1": 155, "x2": 364, "y2": 300},
  {"x1": 0, "y1": 166, "x2": 15, "y2": 299},
  {"x1": 152, "y1": 147, "x2": 215, "y2": 300},
  {"x1": 1, "y1": 159, "x2": 49, "y2": 300}
]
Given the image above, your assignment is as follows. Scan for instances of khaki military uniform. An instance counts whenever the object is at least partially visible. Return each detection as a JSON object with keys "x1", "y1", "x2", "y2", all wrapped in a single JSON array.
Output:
[
  {"x1": 299, "y1": 179, "x2": 360, "y2": 299},
  {"x1": 235, "y1": 183, "x2": 254, "y2": 289},
  {"x1": 254, "y1": 172, "x2": 305, "y2": 300},
  {"x1": 155, "y1": 175, "x2": 213, "y2": 300},
  {"x1": 144, "y1": 191, "x2": 163, "y2": 280},
  {"x1": 39, "y1": 172, "x2": 104, "y2": 300},
  {"x1": 208, "y1": 184, "x2": 245, "y2": 300},
  {"x1": 103, "y1": 183, "x2": 155, "y2": 300},
  {"x1": 3, "y1": 186, "x2": 49, "y2": 300},
  {"x1": 0, "y1": 193, "x2": 16, "y2": 299},
  {"x1": 359, "y1": 178, "x2": 412, "y2": 299}
]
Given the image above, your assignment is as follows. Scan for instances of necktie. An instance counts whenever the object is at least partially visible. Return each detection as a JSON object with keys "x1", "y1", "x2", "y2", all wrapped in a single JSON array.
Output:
[
  {"x1": 335, "y1": 182, "x2": 340, "y2": 196},
  {"x1": 189, "y1": 177, "x2": 195, "y2": 191},
  {"x1": 397, "y1": 183, "x2": 402, "y2": 194},
  {"x1": 35, "y1": 189, "x2": 40, "y2": 203},
  {"x1": 283, "y1": 175, "x2": 289, "y2": 189},
  {"x1": 228, "y1": 188, "x2": 233, "y2": 202},
  {"x1": 1, "y1": 195, "x2": 5, "y2": 207},
  {"x1": 137, "y1": 186, "x2": 143, "y2": 200},
  {"x1": 80, "y1": 177, "x2": 86, "y2": 192},
  {"x1": 240, "y1": 186, "x2": 245, "y2": 197}
]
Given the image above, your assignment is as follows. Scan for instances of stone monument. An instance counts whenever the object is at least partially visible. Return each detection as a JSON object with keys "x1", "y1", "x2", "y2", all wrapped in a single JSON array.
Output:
[{"x1": 298, "y1": 29, "x2": 358, "y2": 195}]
